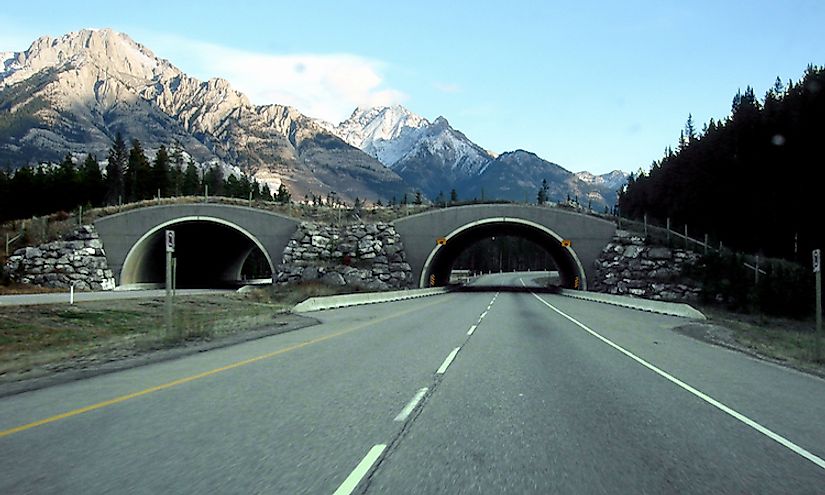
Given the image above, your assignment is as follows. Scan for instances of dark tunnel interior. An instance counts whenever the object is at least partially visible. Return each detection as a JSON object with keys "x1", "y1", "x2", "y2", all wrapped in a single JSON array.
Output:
[
  {"x1": 121, "y1": 221, "x2": 272, "y2": 288},
  {"x1": 425, "y1": 222, "x2": 583, "y2": 289}
]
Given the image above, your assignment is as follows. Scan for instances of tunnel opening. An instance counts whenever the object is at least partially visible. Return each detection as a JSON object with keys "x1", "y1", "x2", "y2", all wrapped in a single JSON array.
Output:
[
  {"x1": 422, "y1": 220, "x2": 585, "y2": 290},
  {"x1": 120, "y1": 219, "x2": 273, "y2": 289}
]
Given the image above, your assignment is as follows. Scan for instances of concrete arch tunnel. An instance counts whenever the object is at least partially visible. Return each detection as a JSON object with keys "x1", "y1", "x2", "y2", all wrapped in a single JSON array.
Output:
[
  {"x1": 94, "y1": 204, "x2": 300, "y2": 289},
  {"x1": 392, "y1": 204, "x2": 617, "y2": 289},
  {"x1": 120, "y1": 218, "x2": 273, "y2": 288},
  {"x1": 421, "y1": 218, "x2": 587, "y2": 289}
]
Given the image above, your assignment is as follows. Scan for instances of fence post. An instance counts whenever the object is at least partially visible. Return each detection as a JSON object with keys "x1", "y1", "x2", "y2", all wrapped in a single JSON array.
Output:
[
  {"x1": 755, "y1": 255, "x2": 760, "y2": 284},
  {"x1": 644, "y1": 214, "x2": 648, "y2": 238},
  {"x1": 666, "y1": 217, "x2": 671, "y2": 243},
  {"x1": 704, "y1": 233, "x2": 709, "y2": 255},
  {"x1": 684, "y1": 224, "x2": 689, "y2": 249}
]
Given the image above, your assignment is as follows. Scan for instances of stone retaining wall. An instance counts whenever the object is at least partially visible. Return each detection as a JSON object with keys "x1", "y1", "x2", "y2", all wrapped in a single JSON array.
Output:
[
  {"x1": 590, "y1": 230, "x2": 702, "y2": 302},
  {"x1": 4, "y1": 225, "x2": 115, "y2": 291},
  {"x1": 276, "y1": 222, "x2": 414, "y2": 290}
]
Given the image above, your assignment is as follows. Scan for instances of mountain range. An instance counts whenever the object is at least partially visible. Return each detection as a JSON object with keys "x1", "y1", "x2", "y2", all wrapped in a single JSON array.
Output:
[{"x1": 0, "y1": 29, "x2": 627, "y2": 207}]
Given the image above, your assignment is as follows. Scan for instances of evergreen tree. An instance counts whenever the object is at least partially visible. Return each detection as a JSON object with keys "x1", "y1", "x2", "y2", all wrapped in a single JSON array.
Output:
[
  {"x1": 450, "y1": 188, "x2": 458, "y2": 203},
  {"x1": 202, "y1": 164, "x2": 224, "y2": 197},
  {"x1": 260, "y1": 183, "x2": 273, "y2": 201},
  {"x1": 105, "y1": 132, "x2": 127, "y2": 204},
  {"x1": 413, "y1": 191, "x2": 423, "y2": 205},
  {"x1": 182, "y1": 159, "x2": 200, "y2": 195},
  {"x1": 537, "y1": 179, "x2": 549, "y2": 205},
  {"x1": 275, "y1": 183, "x2": 291, "y2": 203},
  {"x1": 125, "y1": 139, "x2": 152, "y2": 202},
  {"x1": 169, "y1": 144, "x2": 185, "y2": 196},
  {"x1": 79, "y1": 153, "x2": 104, "y2": 206},
  {"x1": 152, "y1": 145, "x2": 171, "y2": 197}
]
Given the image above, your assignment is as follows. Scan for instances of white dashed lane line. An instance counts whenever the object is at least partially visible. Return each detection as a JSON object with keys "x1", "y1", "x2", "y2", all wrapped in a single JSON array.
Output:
[
  {"x1": 467, "y1": 324, "x2": 477, "y2": 336},
  {"x1": 394, "y1": 388, "x2": 429, "y2": 422},
  {"x1": 332, "y1": 444, "x2": 387, "y2": 495},
  {"x1": 436, "y1": 347, "x2": 461, "y2": 374}
]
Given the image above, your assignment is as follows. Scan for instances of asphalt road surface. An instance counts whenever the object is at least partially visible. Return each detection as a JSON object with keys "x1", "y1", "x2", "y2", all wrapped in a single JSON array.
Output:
[{"x1": 1, "y1": 272, "x2": 824, "y2": 494}]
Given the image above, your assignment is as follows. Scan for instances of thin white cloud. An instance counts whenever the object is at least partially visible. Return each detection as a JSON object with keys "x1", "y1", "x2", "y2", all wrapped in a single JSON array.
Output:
[
  {"x1": 434, "y1": 82, "x2": 461, "y2": 94},
  {"x1": 142, "y1": 33, "x2": 406, "y2": 124}
]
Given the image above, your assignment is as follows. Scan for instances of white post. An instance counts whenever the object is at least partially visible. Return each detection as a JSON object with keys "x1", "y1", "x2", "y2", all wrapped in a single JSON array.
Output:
[
  {"x1": 755, "y1": 255, "x2": 760, "y2": 285},
  {"x1": 70, "y1": 283, "x2": 75, "y2": 305}
]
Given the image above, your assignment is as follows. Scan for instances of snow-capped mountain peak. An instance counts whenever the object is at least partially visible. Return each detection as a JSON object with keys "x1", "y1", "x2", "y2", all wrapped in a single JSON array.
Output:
[
  {"x1": 575, "y1": 170, "x2": 629, "y2": 191},
  {"x1": 335, "y1": 105, "x2": 429, "y2": 149}
]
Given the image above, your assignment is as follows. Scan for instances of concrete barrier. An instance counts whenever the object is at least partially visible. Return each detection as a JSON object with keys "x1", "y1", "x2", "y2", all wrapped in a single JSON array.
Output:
[
  {"x1": 293, "y1": 287, "x2": 449, "y2": 313},
  {"x1": 559, "y1": 289, "x2": 706, "y2": 320}
]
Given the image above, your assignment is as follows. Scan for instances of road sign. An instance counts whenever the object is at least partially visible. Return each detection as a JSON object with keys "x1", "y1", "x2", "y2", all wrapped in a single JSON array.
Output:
[
  {"x1": 561, "y1": 240, "x2": 572, "y2": 248},
  {"x1": 814, "y1": 249, "x2": 821, "y2": 273},
  {"x1": 165, "y1": 230, "x2": 175, "y2": 253},
  {"x1": 436, "y1": 237, "x2": 447, "y2": 245}
]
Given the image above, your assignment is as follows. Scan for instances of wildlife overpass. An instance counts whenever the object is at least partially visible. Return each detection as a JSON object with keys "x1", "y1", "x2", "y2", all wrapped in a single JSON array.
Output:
[{"x1": 93, "y1": 203, "x2": 615, "y2": 290}]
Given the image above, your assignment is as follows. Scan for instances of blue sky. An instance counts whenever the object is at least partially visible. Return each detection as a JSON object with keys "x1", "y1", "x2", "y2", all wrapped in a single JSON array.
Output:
[{"x1": 1, "y1": 1, "x2": 823, "y2": 174}]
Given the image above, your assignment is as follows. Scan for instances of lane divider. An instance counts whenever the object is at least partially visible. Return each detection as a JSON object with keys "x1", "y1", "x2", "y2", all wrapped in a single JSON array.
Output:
[
  {"x1": 530, "y1": 292, "x2": 825, "y2": 472},
  {"x1": 467, "y1": 324, "x2": 477, "y2": 336},
  {"x1": 394, "y1": 387, "x2": 429, "y2": 422},
  {"x1": 0, "y1": 296, "x2": 451, "y2": 439},
  {"x1": 436, "y1": 347, "x2": 461, "y2": 374},
  {"x1": 332, "y1": 444, "x2": 387, "y2": 495}
]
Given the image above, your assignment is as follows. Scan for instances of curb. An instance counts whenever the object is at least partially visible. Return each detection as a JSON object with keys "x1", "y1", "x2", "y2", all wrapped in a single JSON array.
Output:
[
  {"x1": 559, "y1": 289, "x2": 707, "y2": 320},
  {"x1": 293, "y1": 287, "x2": 449, "y2": 313}
]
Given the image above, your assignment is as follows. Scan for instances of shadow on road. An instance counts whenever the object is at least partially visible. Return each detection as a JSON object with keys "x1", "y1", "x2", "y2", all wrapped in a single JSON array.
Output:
[{"x1": 447, "y1": 284, "x2": 563, "y2": 294}]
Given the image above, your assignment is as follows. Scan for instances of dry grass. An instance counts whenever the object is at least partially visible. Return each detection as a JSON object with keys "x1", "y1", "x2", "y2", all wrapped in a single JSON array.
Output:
[{"x1": 697, "y1": 304, "x2": 825, "y2": 373}]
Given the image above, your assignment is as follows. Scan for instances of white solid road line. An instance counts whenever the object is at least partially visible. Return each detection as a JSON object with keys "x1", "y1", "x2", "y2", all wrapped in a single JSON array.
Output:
[
  {"x1": 437, "y1": 347, "x2": 461, "y2": 374},
  {"x1": 394, "y1": 387, "x2": 429, "y2": 422},
  {"x1": 531, "y1": 292, "x2": 825, "y2": 472},
  {"x1": 332, "y1": 444, "x2": 387, "y2": 495},
  {"x1": 467, "y1": 324, "x2": 478, "y2": 336}
]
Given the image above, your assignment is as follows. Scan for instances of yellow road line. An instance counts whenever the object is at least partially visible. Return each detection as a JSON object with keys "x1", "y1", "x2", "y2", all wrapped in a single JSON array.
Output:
[{"x1": 0, "y1": 296, "x2": 450, "y2": 439}]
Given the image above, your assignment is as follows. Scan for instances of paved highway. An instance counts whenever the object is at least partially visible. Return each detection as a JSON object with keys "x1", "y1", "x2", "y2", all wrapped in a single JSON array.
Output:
[{"x1": 1, "y1": 273, "x2": 824, "y2": 494}]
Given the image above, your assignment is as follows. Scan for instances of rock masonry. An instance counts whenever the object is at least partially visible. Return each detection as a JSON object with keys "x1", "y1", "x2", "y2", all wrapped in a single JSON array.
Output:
[
  {"x1": 590, "y1": 230, "x2": 702, "y2": 302},
  {"x1": 4, "y1": 225, "x2": 115, "y2": 291},
  {"x1": 276, "y1": 222, "x2": 414, "y2": 290}
]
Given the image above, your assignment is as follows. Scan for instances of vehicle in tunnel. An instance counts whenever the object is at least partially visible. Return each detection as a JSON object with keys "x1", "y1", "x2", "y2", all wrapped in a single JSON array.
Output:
[{"x1": 120, "y1": 220, "x2": 273, "y2": 289}]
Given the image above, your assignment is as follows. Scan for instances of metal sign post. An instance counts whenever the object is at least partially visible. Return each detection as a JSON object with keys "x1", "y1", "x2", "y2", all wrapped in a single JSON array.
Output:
[
  {"x1": 814, "y1": 249, "x2": 822, "y2": 362},
  {"x1": 165, "y1": 230, "x2": 175, "y2": 336}
]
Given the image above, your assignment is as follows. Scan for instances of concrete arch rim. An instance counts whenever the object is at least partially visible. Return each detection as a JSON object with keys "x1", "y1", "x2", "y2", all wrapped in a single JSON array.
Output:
[
  {"x1": 417, "y1": 217, "x2": 588, "y2": 290},
  {"x1": 119, "y1": 215, "x2": 275, "y2": 287}
]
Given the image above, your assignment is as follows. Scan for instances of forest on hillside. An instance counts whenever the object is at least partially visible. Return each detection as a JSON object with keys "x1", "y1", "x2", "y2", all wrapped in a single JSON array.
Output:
[
  {"x1": 618, "y1": 65, "x2": 825, "y2": 263},
  {"x1": 0, "y1": 133, "x2": 290, "y2": 222}
]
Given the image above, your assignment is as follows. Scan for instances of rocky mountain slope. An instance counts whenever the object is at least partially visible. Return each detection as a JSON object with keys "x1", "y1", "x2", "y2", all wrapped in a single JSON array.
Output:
[{"x1": 0, "y1": 29, "x2": 413, "y2": 202}]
